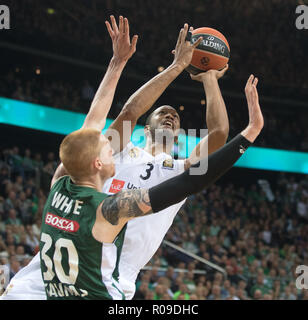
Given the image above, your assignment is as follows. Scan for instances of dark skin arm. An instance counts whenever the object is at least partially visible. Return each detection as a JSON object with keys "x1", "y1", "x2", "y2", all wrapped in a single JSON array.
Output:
[{"x1": 184, "y1": 65, "x2": 230, "y2": 169}]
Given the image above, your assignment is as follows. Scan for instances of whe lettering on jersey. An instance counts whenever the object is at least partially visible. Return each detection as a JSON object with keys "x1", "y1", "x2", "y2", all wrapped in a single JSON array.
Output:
[{"x1": 51, "y1": 191, "x2": 83, "y2": 215}]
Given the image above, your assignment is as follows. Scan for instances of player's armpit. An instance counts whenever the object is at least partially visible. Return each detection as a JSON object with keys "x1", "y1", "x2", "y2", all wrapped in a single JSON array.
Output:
[{"x1": 101, "y1": 189, "x2": 153, "y2": 225}]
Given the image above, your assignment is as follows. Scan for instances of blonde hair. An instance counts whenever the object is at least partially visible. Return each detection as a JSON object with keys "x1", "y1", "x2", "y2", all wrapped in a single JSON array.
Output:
[{"x1": 59, "y1": 128, "x2": 102, "y2": 179}]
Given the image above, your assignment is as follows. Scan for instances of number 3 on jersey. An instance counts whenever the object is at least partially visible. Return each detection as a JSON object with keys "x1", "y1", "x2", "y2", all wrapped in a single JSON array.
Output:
[
  {"x1": 41, "y1": 232, "x2": 79, "y2": 284},
  {"x1": 140, "y1": 163, "x2": 154, "y2": 180}
]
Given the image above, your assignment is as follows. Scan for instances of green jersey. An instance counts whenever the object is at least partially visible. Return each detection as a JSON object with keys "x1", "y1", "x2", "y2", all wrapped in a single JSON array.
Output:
[{"x1": 39, "y1": 176, "x2": 126, "y2": 300}]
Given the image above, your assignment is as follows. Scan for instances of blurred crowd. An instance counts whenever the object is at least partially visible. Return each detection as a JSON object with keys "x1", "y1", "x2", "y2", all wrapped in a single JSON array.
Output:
[
  {"x1": 0, "y1": 70, "x2": 88, "y2": 114},
  {"x1": 0, "y1": 144, "x2": 308, "y2": 300},
  {"x1": 0, "y1": 146, "x2": 57, "y2": 287},
  {"x1": 5, "y1": 0, "x2": 308, "y2": 88},
  {"x1": 134, "y1": 174, "x2": 308, "y2": 300}
]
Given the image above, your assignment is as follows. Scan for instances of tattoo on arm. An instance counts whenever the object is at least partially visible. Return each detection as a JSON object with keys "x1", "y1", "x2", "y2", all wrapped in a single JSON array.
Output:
[{"x1": 101, "y1": 189, "x2": 153, "y2": 225}]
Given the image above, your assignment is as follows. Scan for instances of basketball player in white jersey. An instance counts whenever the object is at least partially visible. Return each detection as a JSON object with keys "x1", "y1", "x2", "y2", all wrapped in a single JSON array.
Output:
[{"x1": 101, "y1": 22, "x2": 229, "y2": 299}]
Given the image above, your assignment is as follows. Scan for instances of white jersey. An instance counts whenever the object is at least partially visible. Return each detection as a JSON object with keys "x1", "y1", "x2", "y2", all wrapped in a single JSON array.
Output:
[
  {"x1": 0, "y1": 253, "x2": 45, "y2": 300},
  {"x1": 0, "y1": 142, "x2": 186, "y2": 300}
]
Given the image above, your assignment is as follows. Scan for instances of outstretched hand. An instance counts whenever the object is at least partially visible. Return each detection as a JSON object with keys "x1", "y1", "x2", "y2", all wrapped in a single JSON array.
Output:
[
  {"x1": 105, "y1": 15, "x2": 138, "y2": 63},
  {"x1": 172, "y1": 24, "x2": 203, "y2": 70},
  {"x1": 241, "y1": 75, "x2": 264, "y2": 143},
  {"x1": 245, "y1": 75, "x2": 264, "y2": 132}
]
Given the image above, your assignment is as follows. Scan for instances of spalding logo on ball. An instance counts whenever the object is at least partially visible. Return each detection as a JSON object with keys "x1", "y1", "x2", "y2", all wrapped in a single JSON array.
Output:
[{"x1": 186, "y1": 27, "x2": 230, "y2": 75}]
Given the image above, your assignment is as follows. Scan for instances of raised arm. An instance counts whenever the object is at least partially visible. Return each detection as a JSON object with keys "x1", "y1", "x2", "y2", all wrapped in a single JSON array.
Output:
[
  {"x1": 51, "y1": 16, "x2": 137, "y2": 187},
  {"x1": 106, "y1": 24, "x2": 203, "y2": 154},
  {"x1": 184, "y1": 65, "x2": 229, "y2": 170},
  {"x1": 99, "y1": 75, "x2": 263, "y2": 229},
  {"x1": 82, "y1": 15, "x2": 138, "y2": 131}
]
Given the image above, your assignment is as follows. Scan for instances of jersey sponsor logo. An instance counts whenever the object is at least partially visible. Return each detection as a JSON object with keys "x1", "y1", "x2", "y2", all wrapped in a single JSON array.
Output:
[
  {"x1": 45, "y1": 212, "x2": 80, "y2": 233},
  {"x1": 109, "y1": 179, "x2": 125, "y2": 194},
  {"x1": 127, "y1": 182, "x2": 140, "y2": 190},
  {"x1": 162, "y1": 159, "x2": 174, "y2": 170}
]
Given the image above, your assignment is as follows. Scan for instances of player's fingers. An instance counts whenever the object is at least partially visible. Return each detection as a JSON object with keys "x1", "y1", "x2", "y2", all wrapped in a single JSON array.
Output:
[
  {"x1": 131, "y1": 34, "x2": 138, "y2": 51},
  {"x1": 252, "y1": 79, "x2": 260, "y2": 100},
  {"x1": 175, "y1": 28, "x2": 184, "y2": 49},
  {"x1": 181, "y1": 23, "x2": 189, "y2": 43},
  {"x1": 223, "y1": 64, "x2": 229, "y2": 71},
  {"x1": 119, "y1": 16, "x2": 124, "y2": 34},
  {"x1": 110, "y1": 15, "x2": 119, "y2": 34},
  {"x1": 124, "y1": 17, "x2": 129, "y2": 36},
  {"x1": 190, "y1": 74, "x2": 199, "y2": 81},
  {"x1": 220, "y1": 64, "x2": 229, "y2": 73},
  {"x1": 245, "y1": 74, "x2": 254, "y2": 91},
  {"x1": 247, "y1": 74, "x2": 254, "y2": 83},
  {"x1": 105, "y1": 21, "x2": 115, "y2": 38},
  {"x1": 245, "y1": 75, "x2": 254, "y2": 102},
  {"x1": 218, "y1": 64, "x2": 229, "y2": 78},
  {"x1": 193, "y1": 36, "x2": 203, "y2": 48},
  {"x1": 253, "y1": 77, "x2": 259, "y2": 87},
  {"x1": 249, "y1": 74, "x2": 255, "y2": 85}
]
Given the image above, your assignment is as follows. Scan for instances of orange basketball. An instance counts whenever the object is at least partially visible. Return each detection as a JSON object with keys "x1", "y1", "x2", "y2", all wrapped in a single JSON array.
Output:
[{"x1": 186, "y1": 27, "x2": 230, "y2": 75}]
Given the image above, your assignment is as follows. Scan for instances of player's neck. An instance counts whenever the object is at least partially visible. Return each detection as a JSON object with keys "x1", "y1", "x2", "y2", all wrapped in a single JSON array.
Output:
[
  {"x1": 72, "y1": 174, "x2": 107, "y2": 192},
  {"x1": 143, "y1": 140, "x2": 173, "y2": 156}
]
